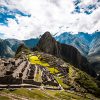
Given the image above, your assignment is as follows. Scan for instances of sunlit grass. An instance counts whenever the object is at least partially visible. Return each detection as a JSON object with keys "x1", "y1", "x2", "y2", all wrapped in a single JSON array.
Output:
[
  {"x1": 28, "y1": 54, "x2": 59, "y2": 74},
  {"x1": 55, "y1": 77, "x2": 69, "y2": 89},
  {"x1": 48, "y1": 67, "x2": 59, "y2": 74},
  {"x1": 28, "y1": 55, "x2": 49, "y2": 67},
  {"x1": 2, "y1": 88, "x2": 98, "y2": 100},
  {"x1": 2, "y1": 88, "x2": 54, "y2": 100}
]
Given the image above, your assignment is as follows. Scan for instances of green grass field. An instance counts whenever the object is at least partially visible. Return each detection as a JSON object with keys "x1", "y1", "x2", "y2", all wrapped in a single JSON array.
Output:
[
  {"x1": 0, "y1": 96, "x2": 10, "y2": 100},
  {"x1": 1, "y1": 88, "x2": 98, "y2": 100}
]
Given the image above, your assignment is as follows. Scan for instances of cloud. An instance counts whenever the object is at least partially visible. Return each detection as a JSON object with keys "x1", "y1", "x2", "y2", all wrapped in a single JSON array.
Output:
[{"x1": 0, "y1": 0, "x2": 100, "y2": 39}]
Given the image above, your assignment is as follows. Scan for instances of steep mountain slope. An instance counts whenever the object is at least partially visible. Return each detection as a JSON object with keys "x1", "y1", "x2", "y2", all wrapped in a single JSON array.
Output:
[
  {"x1": 88, "y1": 32, "x2": 100, "y2": 62},
  {"x1": 0, "y1": 39, "x2": 15, "y2": 58},
  {"x1": 35, "y1": 32, "x2": 96, "y2": 77},
  {"x1": 5, "y1": 39, "x2": 24, "y2": 52},
  {"x1": 56, "y1": 32, "x2": 100, "y2": 78},
  {"x1": 88, "y1": 32, "x2": 100, "y2": 77},
  {"x1": 56, "y1": 32, "x2": 100, "y2": 56}
]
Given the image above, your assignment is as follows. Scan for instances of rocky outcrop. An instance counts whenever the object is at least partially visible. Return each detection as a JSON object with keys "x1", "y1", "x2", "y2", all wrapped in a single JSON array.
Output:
[{"x1": 35, "y1": 32, "x2": 96, "y2": 77}]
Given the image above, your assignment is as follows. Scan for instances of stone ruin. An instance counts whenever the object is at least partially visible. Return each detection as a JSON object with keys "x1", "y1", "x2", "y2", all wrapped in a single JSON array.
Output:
[{"x1": 0, "y1": 58, "x2": 60, "y2": 89}]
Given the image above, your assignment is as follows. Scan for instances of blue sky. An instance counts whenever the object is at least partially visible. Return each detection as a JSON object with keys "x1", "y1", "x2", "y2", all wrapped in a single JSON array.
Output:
[{"x1": 0, "y1": 0, "x2": 100, "y2": 40}]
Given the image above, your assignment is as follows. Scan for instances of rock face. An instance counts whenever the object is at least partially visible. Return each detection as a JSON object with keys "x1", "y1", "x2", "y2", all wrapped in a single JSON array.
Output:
[
  {"x1": 36, "y1": 32, "x2": 96, "y2": 77},
  {"x1": 37, "y1": 32, "x2": 60, "y2": 56}
]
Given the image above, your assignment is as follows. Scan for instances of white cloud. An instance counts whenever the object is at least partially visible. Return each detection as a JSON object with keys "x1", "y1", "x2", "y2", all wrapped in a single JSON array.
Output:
[{"x1": 0, "y1": 0, "x2": 100, "y2": 39}]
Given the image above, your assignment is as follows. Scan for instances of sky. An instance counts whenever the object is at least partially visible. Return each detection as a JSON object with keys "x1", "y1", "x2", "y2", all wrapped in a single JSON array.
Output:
[{"x1": 0, "y1": 0, "x2": 100, "y2": 40}]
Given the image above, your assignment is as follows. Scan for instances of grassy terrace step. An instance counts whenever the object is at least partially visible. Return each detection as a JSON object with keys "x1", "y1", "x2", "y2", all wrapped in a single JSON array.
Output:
[
  {"x1": 0, "y1": 96, "x2": 10, "y2": 100},
  {"x1": 1, "y1": 88, "x2": 99, "y2": 100}
]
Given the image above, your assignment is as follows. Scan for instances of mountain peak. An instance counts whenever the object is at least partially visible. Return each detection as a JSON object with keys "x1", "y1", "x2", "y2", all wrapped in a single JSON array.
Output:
[
  {"x1": 43, "y1": 31, "x2": 52, "y2": 36},
  {"x1": 40, "y1": 31, "x2": 53, "y2": 39},
  {"x1": 37, "y1": 32, "x2": 58, "y2": 55}
]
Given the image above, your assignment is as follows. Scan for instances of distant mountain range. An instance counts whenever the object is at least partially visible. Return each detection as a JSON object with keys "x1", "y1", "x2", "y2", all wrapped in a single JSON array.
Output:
[
  {"x1": 0, "y1": 32, "x2": 99, "y2": 58},
  {"x1": 56, "y1": 32, "x2": 100, "y2": 61},
  {"x1": 0, "y1": 38, "x2": 39, "y2": 58}
]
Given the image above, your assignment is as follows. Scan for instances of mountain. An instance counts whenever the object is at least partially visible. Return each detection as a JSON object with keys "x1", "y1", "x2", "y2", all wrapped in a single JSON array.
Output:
[
  {"x1": 88, "y1": 32, "x2": 100, "y2": 77},
  {"x1": 0, "y1": 38, "x2": 39, "y2": 58},
  {"x1": 0, "y1": 39, "x2": 15, "y2": 58},
  {"x1": 23, "y1": 38, "x2": 39, "y2": 48},
  {"x1": 1, "y1": 42, "x2": 99, "y2": 99},
  {"x1": 55, "y1": 32, "x2": 92, "y2": 56},
  {"x1": 56, "y1": 32, "x2": 100, "y2": 77},
  {"x1": 34, "y1": 32, "x2": 96, "y2": 77},
  {"x1": 88, "y1": 32, "x2": 100, "y2": 61},
  {"x1": 5, "y1": 39, "x2": 24, "y2": 52},
  {"x1": 0, "y1": 32, "x2": 100, "y2": 78},
  {"x1": 0, "y1": 32, "x2": 100, "y2": 99},
  {"x1": 55, "y1": 32, "x2": 100, "y2": 58}
]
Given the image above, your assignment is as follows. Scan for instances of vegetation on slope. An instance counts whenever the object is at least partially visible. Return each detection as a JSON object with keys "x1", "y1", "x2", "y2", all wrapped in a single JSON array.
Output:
[
  {"x1": 76, "y1": 70, "x2": 100, "y2": 97},
  {"x1": 15, "y1": 44, "x2": 100, "y2": 98},
  {"x1": 15, "y1": 44, "x2": 31, "y2": 58}
]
